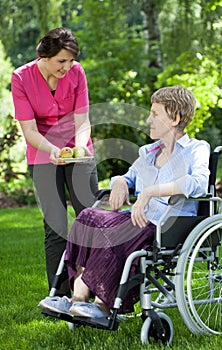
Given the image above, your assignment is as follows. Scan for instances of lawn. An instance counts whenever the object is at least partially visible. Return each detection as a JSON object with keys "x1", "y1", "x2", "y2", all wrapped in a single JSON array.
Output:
[{"x1": 0, "y1": 207, "x2": 222, "y2": 350}]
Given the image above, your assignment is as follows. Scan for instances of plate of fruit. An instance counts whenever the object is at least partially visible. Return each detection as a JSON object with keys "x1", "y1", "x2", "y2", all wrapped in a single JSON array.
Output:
[{"x1": 59, "y1": 146, "x2": 94, "y2": 163}]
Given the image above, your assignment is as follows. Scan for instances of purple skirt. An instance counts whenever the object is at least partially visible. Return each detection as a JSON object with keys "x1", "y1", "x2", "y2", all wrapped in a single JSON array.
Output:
[{"x1": 65, "y1": 208, "x2": 155, "y2": 313}]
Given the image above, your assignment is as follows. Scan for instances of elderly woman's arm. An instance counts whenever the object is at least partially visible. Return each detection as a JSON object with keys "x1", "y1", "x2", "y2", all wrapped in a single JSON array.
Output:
[
  {"x1": 132, "y1": 148, "x2": 210, "y2": 228},
  {"x1": 131, "y1": 182, "x2": 183, "y2": 228}
]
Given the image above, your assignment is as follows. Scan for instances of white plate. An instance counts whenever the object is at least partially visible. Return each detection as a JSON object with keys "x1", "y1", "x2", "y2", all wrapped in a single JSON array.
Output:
[{"x1": 60, "y1": 156, "x2": 94, "y2": 163}]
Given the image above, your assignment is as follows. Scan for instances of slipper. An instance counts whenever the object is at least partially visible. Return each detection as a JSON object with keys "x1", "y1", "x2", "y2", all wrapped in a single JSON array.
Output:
[
  {"x1": 38, "y1": 296, "x2": 72, "y2": 316},
  {"x1": 69, "y1": 301, "x2": 109, "y2": 318}
]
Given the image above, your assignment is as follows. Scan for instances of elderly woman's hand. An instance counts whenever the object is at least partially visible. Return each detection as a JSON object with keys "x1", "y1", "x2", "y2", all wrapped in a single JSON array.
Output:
[
  {"x1": 109, "y1": 178, "x2": 131, "y2": 211},
  {"x1": 131, "y1": 188, "x2": 151, "y2": 228}
]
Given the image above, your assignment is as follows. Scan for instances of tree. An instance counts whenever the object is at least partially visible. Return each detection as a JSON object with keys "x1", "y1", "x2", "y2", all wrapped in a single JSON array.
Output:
[
  {"x1": 150, "y1": 0, "x2": 222, "y2": 150},
  {"x1": 31, "y1": 0, "x2": 64, "y2": 35},
  {"x1": 158, "y1": 0, "x2": 222, "y2": 67},
  {"x1": 69, "y1": 0, "x2": 151, "y2": 178},
  {"x1": 0, "y1": 41, "x2": 22, "y2": 184},
  {"x1": 0, "y1": 0, "x2": 66, "y2": 67},
  {"x1": 156, "y1": 52, "x2": 222, "y2": 144},
  {"x1": 0, "y1": 41, "x2": 14, "y2": 122},
  {"x1": 140, "y1": 0, "x2": 163, "y2": 88},
  {"x1": 72, "y1": 0, "x2": 148, "y2": 106}
]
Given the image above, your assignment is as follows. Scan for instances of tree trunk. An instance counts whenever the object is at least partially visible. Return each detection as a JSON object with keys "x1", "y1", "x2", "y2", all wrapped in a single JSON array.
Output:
[{"x1": 141, "y1": 0, "x2": 162, "y2": 71}]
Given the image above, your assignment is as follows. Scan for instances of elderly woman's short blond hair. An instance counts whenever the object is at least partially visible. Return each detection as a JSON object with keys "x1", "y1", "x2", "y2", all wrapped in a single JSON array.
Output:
[{"x1": 151, "y1": 86, "x2": 196, "y2": 131}]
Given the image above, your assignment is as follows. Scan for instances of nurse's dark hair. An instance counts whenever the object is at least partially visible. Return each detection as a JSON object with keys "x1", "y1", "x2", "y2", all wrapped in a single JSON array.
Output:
[
  {"x1": 151, "y1": 86, "x2": 196, "y2": 131},
  {"x1": 36, "y1": 27, "x2": 79, "y2": 58}
]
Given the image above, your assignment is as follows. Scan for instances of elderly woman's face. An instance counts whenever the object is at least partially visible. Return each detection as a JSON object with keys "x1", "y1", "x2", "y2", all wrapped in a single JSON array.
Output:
[
  {"x1": 147, "y1": 103, "x2": 178, "y2": 141},
  {"x1": 42, "y1": 49, "x2": 75, "y2": 78}
]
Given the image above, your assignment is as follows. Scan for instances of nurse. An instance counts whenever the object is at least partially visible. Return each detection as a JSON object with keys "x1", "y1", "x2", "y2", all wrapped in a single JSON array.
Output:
[{"x1": 11, "y1": 27, "x2": 98, "y2": 297}]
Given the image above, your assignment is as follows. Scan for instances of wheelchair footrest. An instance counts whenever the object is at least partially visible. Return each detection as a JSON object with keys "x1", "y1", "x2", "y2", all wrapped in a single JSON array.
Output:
[{"x1": 41, "y1": 308, "x2": 119, "y2": 331}]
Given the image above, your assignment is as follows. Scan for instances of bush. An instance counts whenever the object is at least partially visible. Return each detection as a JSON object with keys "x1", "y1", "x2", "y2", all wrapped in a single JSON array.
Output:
[{"x1": 0, "y1": 175, "x2": 36, "y2": 207}]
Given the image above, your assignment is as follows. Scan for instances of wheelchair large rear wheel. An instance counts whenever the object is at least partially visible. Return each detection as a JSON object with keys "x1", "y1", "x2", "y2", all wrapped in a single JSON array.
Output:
[
  {"x1": 140, "y1": 312, "x2": 174, "y2": 345},
  {"x1": 175, "y1": 215, "x2": 222, "y2": 335},
  {"x1": 186, "y1": 221, "x2": 222, "y2": 334}
]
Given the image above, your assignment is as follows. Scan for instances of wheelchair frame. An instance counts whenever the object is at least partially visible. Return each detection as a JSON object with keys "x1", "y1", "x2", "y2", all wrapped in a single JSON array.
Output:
[{"x1": 42, "y1": 146, "x2": 222, "y2": 346}]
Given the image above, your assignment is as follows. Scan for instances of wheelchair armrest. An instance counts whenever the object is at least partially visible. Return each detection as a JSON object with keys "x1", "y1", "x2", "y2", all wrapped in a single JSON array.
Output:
[
  {"x1": 168, "y1": 193, "x2": 213, "y2": 206},
  {"x1": 168, "y1": 194, "x2": 186, "y2": 205},
  {"x1": 96, "y1": 189, "x2": 111, "y2": 200}
]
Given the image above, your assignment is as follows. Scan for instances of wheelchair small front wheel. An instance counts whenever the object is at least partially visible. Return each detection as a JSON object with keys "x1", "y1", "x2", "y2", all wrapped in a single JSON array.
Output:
[
  {"x1": 140, "y1": 312, "x2": 174, "y2": 345},
  {"x1": 68, "y1": 322, "x2": 76, "y2": 331}
]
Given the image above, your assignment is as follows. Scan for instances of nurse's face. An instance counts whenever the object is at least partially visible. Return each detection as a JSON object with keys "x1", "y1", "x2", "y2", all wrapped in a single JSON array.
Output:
[
  {"x1": 44, "y1": 49, "x2": 75, "y2": 78},
  {"x1": 146, "y1": 103, "x2": 177, "y2": 141}
]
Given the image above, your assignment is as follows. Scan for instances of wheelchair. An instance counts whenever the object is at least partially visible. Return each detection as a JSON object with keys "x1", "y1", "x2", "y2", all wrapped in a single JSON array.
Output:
[{"x1": 41, "y1": 145, "x2": 222, "y2": 346}]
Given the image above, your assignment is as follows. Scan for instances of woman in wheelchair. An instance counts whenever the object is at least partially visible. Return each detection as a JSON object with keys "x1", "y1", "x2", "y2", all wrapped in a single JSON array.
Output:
[{"x1": 39, "y1": 85, "x2": 210, "y2": 318}]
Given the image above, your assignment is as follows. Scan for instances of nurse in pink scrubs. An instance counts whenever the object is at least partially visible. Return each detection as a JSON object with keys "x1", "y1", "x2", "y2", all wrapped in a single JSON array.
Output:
[{"x1": 11, "y1": 27, "x2": 98, "y2": 297}]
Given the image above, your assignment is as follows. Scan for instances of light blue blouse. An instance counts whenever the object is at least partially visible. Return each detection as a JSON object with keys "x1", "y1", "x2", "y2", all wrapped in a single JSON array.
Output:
[{"x1": 111, "y1": 134, "x2": 210, "y2": 225}]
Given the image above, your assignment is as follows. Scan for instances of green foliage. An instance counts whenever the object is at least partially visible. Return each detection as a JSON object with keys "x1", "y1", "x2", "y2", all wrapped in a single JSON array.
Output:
[
  {"x1": 0, "y1": 42, "x2": 13, "y2": 96},
  {"x1": 33, "y1": 0, "x2": 64, "y2": 35},
  {"x1": 0, "y1": 175, "x2": 36, "y2": 206},
  {"x1": 0, "y1": 40, "x2": 14, "y2": 140},
  {"x1": 75, "y1": 0, "x2": 148, "y2": 106},
  {"x1": 156, "y1": 52, "x2": 222, "y2": 138},
  {"x1": 93, "y1": 122, "x2": 151, "y2": 180},
  {"x1": 0, "y1": 0, "x2": 66, "y2": 67},
  {"x1": 0, "y1": 114, "x2": 22, "y2": 181},
  {"x1": 0, "y1": 43, "x2": 22, "y2": 187},
  {"x1": 0, "y1": 1, "x2": 38, "y2": 67},
  {"x1": 69, "y1": 0, "x2": 151, "y2": 180},
  {"x1": 1, "y1": 0, "x2": 222, "y2": 192},
  {"x1": 159, "y1": 0, "x2": 222, "y2": 66}
]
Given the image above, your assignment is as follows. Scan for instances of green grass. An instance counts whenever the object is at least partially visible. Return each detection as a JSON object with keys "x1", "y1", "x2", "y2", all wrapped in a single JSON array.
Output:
[{"x1": 1, "y1": 207, "x2": 222, "y2": 349}]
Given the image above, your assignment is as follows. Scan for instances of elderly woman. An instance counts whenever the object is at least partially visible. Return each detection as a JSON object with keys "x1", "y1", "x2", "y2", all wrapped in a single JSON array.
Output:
[{"x1": 39, "y1": 86, "x2": 210, "y2": 317}]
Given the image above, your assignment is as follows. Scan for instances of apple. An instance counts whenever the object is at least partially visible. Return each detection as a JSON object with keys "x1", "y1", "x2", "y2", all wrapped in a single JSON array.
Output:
[
  {"x1": 73, "y1": 146, "x2": 85, "y2": 158},
  {"x1": 60, "y1": 147, "x2": 73, "y2": 158}
]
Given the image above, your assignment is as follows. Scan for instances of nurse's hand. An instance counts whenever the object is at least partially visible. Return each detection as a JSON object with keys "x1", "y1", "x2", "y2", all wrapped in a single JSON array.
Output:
[
  {"x1": 82, "y1": 146, "x2": 93, "y2": 156},
  {"x1": 50, "y1": 147, "x2": 67, "y2": 165}
]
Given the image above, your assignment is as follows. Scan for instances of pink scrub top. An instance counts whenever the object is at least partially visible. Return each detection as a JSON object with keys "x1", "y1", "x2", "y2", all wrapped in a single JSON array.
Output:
[{"x1": 11, "y1": 59, "x2": 93, "y2": 164}]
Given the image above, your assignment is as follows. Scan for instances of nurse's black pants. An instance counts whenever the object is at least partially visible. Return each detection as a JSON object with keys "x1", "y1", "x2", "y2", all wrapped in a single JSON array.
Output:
[{"x1": 29, "y1": 161, "x2": 98, "y2": 296}]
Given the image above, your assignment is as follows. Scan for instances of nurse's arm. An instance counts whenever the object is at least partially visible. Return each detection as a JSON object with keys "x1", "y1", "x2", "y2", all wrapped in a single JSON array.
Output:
[
  {"x1": 19, "y1": 119, "x2": 63, "y2": 164},
  {"x1": 74, "y1": 112, "x2": 92, "y2": 156}
]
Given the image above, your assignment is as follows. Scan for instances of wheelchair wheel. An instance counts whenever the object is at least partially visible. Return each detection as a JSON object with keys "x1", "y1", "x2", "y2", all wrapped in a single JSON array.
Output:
[
  {"x1": 175, "y1": 215, "x2": 222, "y2": 335},
  {"x1": 140, "y1": 312, "x2": 174, "y2": 345},
  {"x1": 68, "y1": 322, "x2": 76, "y2": 331},
  {"x1": 186, "y1": 221, "x2": 222, "y2": 334}
]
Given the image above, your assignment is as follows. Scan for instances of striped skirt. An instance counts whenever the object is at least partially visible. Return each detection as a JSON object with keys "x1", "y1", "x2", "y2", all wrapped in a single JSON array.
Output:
[{"x1": 65, "y1": 207, "x2": 155, "y2": 313}]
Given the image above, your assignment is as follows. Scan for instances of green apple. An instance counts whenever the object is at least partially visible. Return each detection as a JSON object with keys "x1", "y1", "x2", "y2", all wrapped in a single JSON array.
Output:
[{"x1": 73, "y1": 146, "x2": 85, "y2": 158}]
